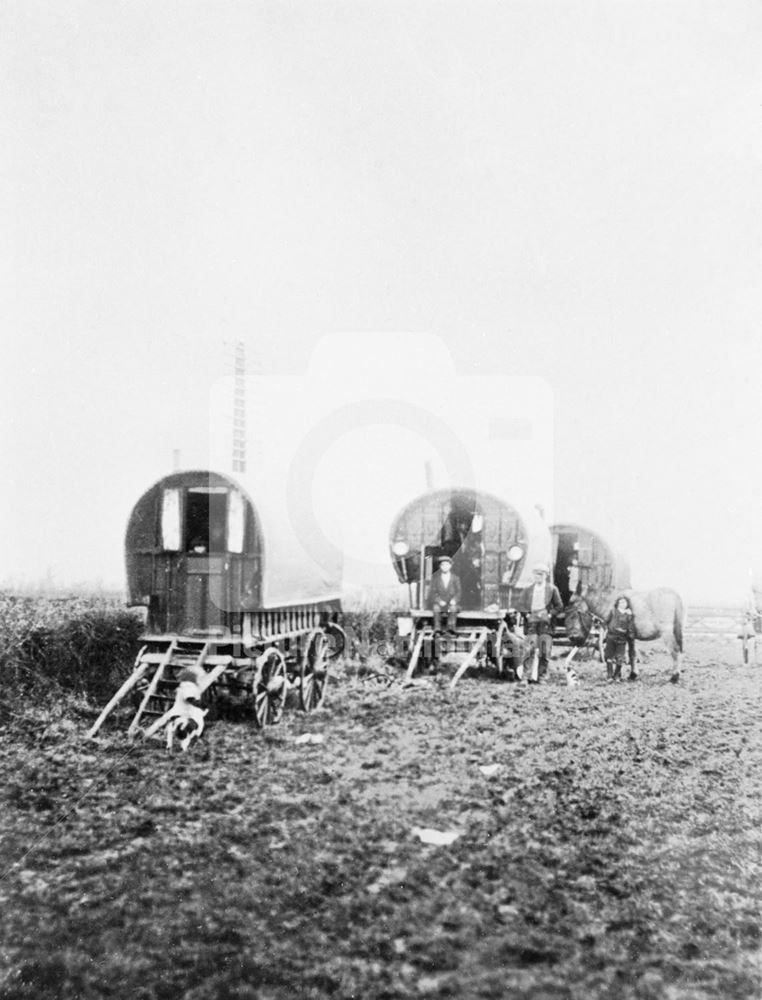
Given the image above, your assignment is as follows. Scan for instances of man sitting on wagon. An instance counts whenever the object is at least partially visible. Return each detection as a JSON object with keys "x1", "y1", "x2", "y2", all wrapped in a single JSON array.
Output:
[
  {"x1": 515, "y1": 562, "x2": 563, "y2": 682},
  {"x1": 428, "y1": 555, "x2": 462, "y2": 636}
]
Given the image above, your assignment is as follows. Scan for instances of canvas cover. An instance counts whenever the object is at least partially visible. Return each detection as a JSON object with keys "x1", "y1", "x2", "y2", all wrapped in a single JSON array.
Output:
[
  {"x1": 235, "y1": 470, "x2": 343, "y2": 609},
  {"x1": 208, "y1": 334, "x2": 554, "y2": 598}
]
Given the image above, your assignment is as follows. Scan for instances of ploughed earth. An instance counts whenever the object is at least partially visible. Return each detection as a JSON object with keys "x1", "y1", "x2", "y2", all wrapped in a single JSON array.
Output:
[{"x1": 1, "y1": 636, "x2": 761, "y2": 999}]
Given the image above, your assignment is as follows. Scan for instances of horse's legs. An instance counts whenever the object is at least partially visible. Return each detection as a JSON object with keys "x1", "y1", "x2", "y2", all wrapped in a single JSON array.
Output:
[
  {"x1": 628, "y1": 636, "x2": 636, "y2": 669},
  {"x1": 669, "y1": 648, "x2": 682, "y2": 683},
  {"x1": 561, "y1": 647, "x2": 581, "y2": 686},
  {"x1": 666, "y1": 628, "x2": 682, "y2": 683},
  {"x1": 627, "y1": 646, "x2": 638, "y2": 680}
]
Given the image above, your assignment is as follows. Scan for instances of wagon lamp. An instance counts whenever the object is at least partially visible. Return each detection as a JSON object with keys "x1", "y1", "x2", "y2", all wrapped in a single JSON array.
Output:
[
  {"x1": 507, "y1": 545, "x2": 524, "y2": 562},
  {"x1": 392, "y1": 541, "x2": 409, "y2": 556}
]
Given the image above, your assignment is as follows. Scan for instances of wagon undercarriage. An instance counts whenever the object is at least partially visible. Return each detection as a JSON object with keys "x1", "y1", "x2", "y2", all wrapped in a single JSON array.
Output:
[
  {"x1": 400, "y1": 608, "x2": 608, "y2": 689},
  {"x1": 402, "y1": 610, "x2": 518, "y2": 689},
  {"x1": 85, "y1": 622, "x2": 344, "y2": 742}
]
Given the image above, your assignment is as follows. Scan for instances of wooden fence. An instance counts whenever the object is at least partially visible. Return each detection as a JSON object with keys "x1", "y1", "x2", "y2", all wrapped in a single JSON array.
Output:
[{"x1": 685, "y1": 607, "x2": 743, "y2": 637}]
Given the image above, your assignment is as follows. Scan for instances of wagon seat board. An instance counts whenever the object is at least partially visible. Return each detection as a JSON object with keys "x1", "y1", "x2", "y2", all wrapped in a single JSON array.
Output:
[{"x1": 389, "y1": 488, "x2": 551, "y2": 613}]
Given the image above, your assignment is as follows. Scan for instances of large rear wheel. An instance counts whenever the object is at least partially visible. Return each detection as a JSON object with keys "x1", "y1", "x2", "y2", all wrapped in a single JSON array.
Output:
[
  {"x1": 252, "y1": 648, "x2": 287, "y2": 728},
  {"x1": 299, "y1": 630, "x2": 329, "y2": 711},
  {"x1": 323, "y1": 622, "x2": 346, "y2": 661}
]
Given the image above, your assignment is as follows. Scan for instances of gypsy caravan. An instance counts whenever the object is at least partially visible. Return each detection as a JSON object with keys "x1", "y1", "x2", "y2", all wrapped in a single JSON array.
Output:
[
  {"x1": 390, "y1": 487, "x2": 551, "y2": 686},
  {"x1": 550, "y1": 522, "x2": 631, "y2": 659},
  {"x1": 87, "y1": 469, "x2": 343, "y2": 740},
  {"x1": 550, "y1": 522, "x2": 631, "y2": 604}
]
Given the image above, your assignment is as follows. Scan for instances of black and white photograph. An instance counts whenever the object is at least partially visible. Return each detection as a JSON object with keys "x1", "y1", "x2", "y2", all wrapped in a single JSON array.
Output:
[{"x1": 2, "y1": 3, "x2": 761, "y2": 998}]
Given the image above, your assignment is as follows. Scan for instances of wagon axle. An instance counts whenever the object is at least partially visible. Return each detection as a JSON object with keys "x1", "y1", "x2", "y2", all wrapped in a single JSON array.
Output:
[{"x1": 86, "y1": 624, "x2": 344, "y2": 743}]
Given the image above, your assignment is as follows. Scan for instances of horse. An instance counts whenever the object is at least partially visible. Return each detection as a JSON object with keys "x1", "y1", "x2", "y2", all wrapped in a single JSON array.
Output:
[{"x1": 563, "y1": 587, "x2": 686, "y2": 682}]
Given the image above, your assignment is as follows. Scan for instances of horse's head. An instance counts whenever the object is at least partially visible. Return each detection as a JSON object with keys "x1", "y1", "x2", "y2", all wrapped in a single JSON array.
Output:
[{"x1": 564, "y1": 596, "x2": 594, "y2": 646}]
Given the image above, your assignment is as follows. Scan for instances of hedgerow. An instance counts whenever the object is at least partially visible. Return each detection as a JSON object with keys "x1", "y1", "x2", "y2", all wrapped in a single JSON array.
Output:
[
  {"x1": 0, "y1": 593, "x2": 144, "y2": 702},
  {"x1": 0, "y1": 590, "x2": 407, "y2": 711}
]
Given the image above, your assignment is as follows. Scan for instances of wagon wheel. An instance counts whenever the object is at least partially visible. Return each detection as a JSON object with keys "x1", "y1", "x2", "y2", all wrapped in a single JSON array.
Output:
[
  {"x1": 323, "y1": 622, "x2": 346, "y2": 661},
  {"x1": 493, "y1": 621, "x2": 514, "y2": 679},
  {"x1": 252, "y1": 648, "x2": 287, "y2": 728},
  {"x1": 299, "y1": 630, "x2": 329, "y2": 711}
]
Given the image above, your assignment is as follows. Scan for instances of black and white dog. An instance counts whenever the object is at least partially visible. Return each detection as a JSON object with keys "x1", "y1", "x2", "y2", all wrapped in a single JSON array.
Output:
[{"x1": 165, "y1": 667, "x2": 209, "y2": 751}]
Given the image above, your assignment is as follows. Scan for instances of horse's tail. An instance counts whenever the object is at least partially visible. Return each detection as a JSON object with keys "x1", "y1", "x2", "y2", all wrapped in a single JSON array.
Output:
[{"x1": 674, "y1": 594, "x2": 685, "y2": 653}]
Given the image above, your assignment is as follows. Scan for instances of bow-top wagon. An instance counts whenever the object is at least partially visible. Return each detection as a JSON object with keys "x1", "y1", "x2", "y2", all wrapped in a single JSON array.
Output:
[
  {"x1": 87, "y1": 469, "x2": 343, "y2": 740},
  {"x1": 550, "y1": 522, "x2": 630, "y2": 605},
  {"x1": 549, "y1": 521, "x2": 631, "y2": 661},
  {"x1": 390, "y1": 488, "x2": 552, "y2": 687}
]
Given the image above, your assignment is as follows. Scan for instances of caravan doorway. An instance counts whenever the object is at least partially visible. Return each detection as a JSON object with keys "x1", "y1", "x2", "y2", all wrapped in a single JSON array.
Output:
[{"x1": 554, "y1": 531, "x2": 579, "y2": 605}]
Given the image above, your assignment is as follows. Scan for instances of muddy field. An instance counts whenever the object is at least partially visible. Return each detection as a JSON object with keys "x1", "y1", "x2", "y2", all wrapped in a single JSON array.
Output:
[{"x1": 1, "y1": 636, "x2": 761, "y2": 1000}]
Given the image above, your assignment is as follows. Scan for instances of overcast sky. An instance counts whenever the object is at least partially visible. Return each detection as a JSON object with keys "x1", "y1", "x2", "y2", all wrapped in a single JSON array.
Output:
[{"x1": 3, "y1": 1, "x2": 762, "y2": 604}]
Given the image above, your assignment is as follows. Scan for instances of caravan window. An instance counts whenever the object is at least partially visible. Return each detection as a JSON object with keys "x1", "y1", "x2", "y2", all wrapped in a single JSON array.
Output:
[
  {"x1": 185, "y1": 487, "x2": 228, "y2": 553},
  {"x1": 227, "y1": 491, "x2": 245, "y2": 554},
  {"x1": 161, "y1": 489, "x2": 182, "y2": 551}
]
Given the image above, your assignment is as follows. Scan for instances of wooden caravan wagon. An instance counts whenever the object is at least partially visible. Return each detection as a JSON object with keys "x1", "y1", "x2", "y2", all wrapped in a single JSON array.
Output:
[
  {"x1": 550, "y1": 522, "x2": 631, "y2": 658},
  {"x1": 87, "y1": 470, "x2": 343, "y2": 740},
  {"x1": 550, "y1": 522, "x2": 631, "y2": 605},
  {"x1": 390, "y1": 488, "x2": 552, "y2": 687}
]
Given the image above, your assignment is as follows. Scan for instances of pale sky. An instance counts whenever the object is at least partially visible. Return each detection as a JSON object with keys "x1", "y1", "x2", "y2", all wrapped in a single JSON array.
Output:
[{"x1": 3, "y1": 1, "x2": 762, "y2": 605}]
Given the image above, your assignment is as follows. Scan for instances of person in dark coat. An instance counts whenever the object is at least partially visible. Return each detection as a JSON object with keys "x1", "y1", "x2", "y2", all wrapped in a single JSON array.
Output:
[
  {"x1": 605, "y1": 595, "x2": 636, "y2": 680},
  {"x1": 428, "y1": 555, "x2": 462, "y2": 635},
  {"x1": 515, "y1": 563, "x2": 563, "y2": 681}
]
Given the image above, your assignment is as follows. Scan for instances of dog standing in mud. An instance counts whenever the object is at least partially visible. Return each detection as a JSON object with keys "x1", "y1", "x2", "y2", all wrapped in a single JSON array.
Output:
[{"x1": 164, "y1": 667, "x2": 209, "y2": 751}]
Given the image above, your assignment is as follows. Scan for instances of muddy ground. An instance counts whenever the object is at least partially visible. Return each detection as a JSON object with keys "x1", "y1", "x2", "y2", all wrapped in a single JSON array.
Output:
[{"x1": 0, "y1": 637, "x2": 760, "y2": 1000}]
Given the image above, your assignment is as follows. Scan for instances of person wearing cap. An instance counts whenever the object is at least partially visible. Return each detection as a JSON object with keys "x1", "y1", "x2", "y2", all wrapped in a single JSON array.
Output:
[
  {"x1": 515, "y1": 563, "x2": 563, "y2": 681},
  {"x1": 428, "y1": 555, "x2": 462, "y2": 635}
]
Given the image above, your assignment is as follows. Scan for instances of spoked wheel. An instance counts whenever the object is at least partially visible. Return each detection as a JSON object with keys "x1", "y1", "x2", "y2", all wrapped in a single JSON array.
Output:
[
  {"x1": 299, "y1": 629, "x2": 330, "y2": 711},
  {"x1": 252, "y1": 648, "x2": 287, "y2": 728},
  {"x1": 323, "y1": 622, "x2": 347, "y2": 661},
  {"x1": 493, "y1": 621, "x2": 514, "y2": 679}
]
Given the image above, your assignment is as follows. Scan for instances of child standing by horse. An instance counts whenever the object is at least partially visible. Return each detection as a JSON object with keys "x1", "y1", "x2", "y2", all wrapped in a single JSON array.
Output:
[{"x1": 605, "y1": 596, "x2": 636, "y2": 680}]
